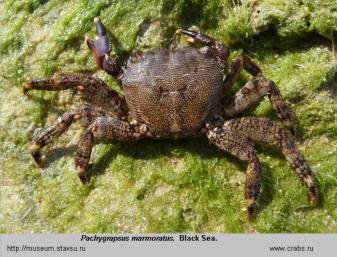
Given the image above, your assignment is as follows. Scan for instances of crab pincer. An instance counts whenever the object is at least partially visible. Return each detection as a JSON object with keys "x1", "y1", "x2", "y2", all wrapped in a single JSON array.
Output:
[
  {"x1": 85, "y1": 17, "x2": 111, "y2": 69},
  {"x1": 85, "y1": 17, "x2": 122, "y2": 79}
]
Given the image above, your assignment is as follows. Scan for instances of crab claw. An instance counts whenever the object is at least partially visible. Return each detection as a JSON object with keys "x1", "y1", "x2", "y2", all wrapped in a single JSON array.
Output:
[{"x1": 85, "y1": 17, "x2": 111, "y2": 68}]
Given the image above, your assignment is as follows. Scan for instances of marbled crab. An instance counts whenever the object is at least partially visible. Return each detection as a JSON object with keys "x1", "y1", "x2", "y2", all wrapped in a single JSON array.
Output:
[{"x1": 24, "y1": 17, "x2": 318, "y2": 220}]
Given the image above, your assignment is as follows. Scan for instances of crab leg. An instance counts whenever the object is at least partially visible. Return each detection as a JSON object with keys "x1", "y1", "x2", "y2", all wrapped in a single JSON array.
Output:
[
  {"x1": 223, "y1": 54, "x2": 261, "y2": 91},
  {"x1": 222, "y1": 117, "x2": 317, "y2": 203},
  {"x1": 75, "y1": 116, "x2": 149, "y2": 183},
  {"x1": 176, "y1": 28, "x2": 230, "y2": 64},
  {"x1": 29, "y1": 105, "x2": 111, "y2": 168},
  {"x1": 223, "y1": 74, "x2": 295, "y2": 135},
  {"x1": 206, "y1": 117, "x2": 318, "y2": 220},
  {"x1": 85, "y1": 17, "x2": 123, "y2": 82},
  {"x1": 23, "y1": 72, "x2": 127, "y2": 116},
  {"x1": 205, "y1": 126, "x2": 261, "y2": 221}
]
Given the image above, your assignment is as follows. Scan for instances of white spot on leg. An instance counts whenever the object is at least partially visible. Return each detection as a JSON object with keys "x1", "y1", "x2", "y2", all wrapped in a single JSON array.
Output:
[
  {"x1": 29, "y1": 143, "x2": 41, "y2": 154},
  {"x1": 139, "y1": 124, "x2": 148, "y2": 134},
  {"x1": 187, "y1": 38, "x2": 195, "y2": 43},
  {"x1": 207, "y1": 130, "x2": 216, "y2": 139},
  {"x1": 130, "y1": 119, "x2": 138, "y2": 125}
]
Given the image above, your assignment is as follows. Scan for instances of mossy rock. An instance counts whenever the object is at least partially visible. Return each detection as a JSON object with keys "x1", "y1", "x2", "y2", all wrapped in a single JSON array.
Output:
[{"x1": 1, "y1": 0, "x2": 337, "y2": 233}]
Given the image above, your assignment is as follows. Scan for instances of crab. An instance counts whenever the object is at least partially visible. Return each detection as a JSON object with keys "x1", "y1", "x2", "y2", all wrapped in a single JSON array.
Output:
[{"x1": 23, "y1": 17, "x2": 318, "y2": 220}]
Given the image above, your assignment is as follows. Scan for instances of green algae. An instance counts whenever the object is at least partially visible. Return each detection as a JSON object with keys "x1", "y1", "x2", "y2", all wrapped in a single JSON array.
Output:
[{"x1": 1, "y1": 0, "x2": 337, "y2": 233}]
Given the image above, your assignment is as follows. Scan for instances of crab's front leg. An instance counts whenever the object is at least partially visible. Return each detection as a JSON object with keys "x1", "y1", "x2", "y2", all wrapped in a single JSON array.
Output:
[
  {"x1": 23, "y1": 73, "x2": 127, "y2": 116},
  {"x1": 75, "y1": 117, "x2": 149, "y2": 183},
  {"x1": 86, "y1": 17, "x2": 123, "y2": 82}
]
